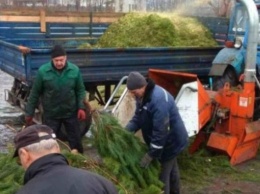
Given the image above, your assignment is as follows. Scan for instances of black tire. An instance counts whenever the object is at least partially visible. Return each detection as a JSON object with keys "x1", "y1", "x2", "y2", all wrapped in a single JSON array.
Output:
[
  {"x1": 253, "y1": 73, "x2": 260, "y2": 120},
  {"x1": 212, "y1": 66, "x2": 239, "y2": 91},
  {"x1": 34, "y1": 101, "x2": 92, "y2": 141},
  {"x1": 57, "y1": 103, "x2": 92, "y2": 141},
  {"x1": 253, "y1": 97, "x2": 260, "y2": 121},
  {"x1": 57, "y1": 109, "x2": 92, "y2": 141}
]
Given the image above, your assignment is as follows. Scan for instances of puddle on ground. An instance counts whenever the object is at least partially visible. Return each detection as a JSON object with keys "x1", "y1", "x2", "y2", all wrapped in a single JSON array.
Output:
[
  {"x1": 0, "y1": 70, "x2": 23, "y2": 152},
  {"x1": 0, "y1": 124, "x2": 16, "y2": 153}
]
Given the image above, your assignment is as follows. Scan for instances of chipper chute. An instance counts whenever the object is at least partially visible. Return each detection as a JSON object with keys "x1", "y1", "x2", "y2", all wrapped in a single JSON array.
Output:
[
  {"x1": 148, "y1": 69, "x2": 212, "y2": 138},
  {"x1": 148, "y1": 68, "x2": 260, "y2": 165}
]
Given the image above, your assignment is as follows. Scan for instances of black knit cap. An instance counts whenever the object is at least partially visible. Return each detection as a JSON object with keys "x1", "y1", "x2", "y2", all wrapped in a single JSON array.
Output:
[
  {"x1": 126, "y1": 71, "x2": 147, "y2": 90},
  {"x1": 13, "y1": 124, "x2": 56, "y2": 158},
  {"x1": 51, "y1": 45, "x2": 67, "y2": 58}
]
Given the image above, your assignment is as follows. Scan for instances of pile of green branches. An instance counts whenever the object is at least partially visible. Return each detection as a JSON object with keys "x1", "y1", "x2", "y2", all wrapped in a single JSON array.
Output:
[
  {"x1": 1, "y1": 114, "x2": 260, "y2": 194},
  {"x1": 160, "y1": 13, "x2": 218, "y2": 47},
  {"x1": 96, "y1": 13, "x2": 176, "y2": 48},
  {"x1": 79, "y1": 12, "x2": 218, "y2": 48},
  {"x1": 89, "y1": 111, "x2": 163, "y2": 194},
  {"x1": 0, "y1": 151, "x2": 24, "y2": 194},
  {"x1": 1, "y1": 112, "x2": 163, "y2": 194}
]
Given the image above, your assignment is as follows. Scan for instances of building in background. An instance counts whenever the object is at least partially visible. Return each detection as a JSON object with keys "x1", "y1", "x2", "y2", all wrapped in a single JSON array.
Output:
[{"x1": 0, "y1": 0, "x2": 234, "y2": 17}]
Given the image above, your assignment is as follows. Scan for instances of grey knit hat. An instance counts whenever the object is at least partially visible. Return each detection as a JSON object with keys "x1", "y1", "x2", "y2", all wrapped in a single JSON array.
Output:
[{"x1": 126, "y1": 72, "x2": 147, "y2": 90}]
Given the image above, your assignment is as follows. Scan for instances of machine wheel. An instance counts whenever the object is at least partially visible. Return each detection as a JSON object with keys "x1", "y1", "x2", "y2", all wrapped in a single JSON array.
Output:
[
  {"x1": 212, "y1": 66, "x2": 239, "y2": 91},
  {"x1": 253, "y1": 74, "x2": 260, "y2": 120},
  {"x1": 253, "y1": 98, "x2": 260, "y2": 120},
  {"x1": 57, "y1": 107, "x2": 92, "y2": 141},
  {"x1": 35, "y1": 113, "x2": 92, "y2": 142}
]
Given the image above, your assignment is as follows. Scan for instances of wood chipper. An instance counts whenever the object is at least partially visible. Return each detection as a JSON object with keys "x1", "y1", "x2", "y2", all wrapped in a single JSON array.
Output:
[{"x1": 148, "y1": 0, "x2": 260, "y2": 165}]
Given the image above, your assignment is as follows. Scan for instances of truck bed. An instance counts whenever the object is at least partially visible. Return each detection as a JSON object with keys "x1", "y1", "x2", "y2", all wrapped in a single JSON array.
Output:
[
  {"x1": 0, "y1": 42, "x2": 222, "y2": 86},
  {"x1": 0, "y1": 12, "x2": 227, "y2": 103}
]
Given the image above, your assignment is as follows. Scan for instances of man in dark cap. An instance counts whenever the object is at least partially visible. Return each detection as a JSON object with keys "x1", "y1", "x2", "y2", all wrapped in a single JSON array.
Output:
[
  {"x1": 25, "y1": 45, "x2": 87, "y2": 154},
  {"x1": 125, "y1": 71, "x2": 188, "y2": 194},
  {"x1": 13, "y1": 124, "x2": 118, "y2": 194}
]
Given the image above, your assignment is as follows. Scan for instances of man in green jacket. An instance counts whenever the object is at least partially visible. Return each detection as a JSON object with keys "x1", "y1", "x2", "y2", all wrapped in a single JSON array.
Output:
[{"x1": 25, "y1": 45, "x2": 87, "y2": 154}]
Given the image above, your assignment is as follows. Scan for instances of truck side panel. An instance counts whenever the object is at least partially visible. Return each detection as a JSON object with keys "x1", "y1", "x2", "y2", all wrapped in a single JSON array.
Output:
[
  {"x1": 0, "y1": 22, "x2": 110, "y2": 46},
  {"x1": 75, "y1": 47, "x2": 223, "y2": 84},
  {"x1": 0, "y1": 16, "x2": 227, "y2": 87},
  {"x1": 0, "y1": 43, "x2": 222, "y2": 87},
  {"x1": 0, "y1": 41, "x2": 26, "y2": 82}
]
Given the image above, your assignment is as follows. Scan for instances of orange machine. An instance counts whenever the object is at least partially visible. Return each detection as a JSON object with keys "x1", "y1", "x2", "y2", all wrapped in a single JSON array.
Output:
[
  {"x1": 149, "y1": 69, "x2": 260, "y2": 165},
  {"x1": 147, "y1": 0, "x2": 260, "y2": 166}
]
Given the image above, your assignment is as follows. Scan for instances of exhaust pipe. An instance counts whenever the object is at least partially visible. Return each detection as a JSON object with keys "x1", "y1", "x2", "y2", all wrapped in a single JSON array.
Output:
[{"x1": 241, "y1": 0, "x2": 259, "y2": 82}]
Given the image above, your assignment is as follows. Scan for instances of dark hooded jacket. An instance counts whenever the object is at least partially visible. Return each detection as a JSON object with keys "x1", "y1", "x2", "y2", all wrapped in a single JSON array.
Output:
[
  {"x1": 16, "y1": 153, "x2": 118, "y2": 194},
  {"x1": 126, "y1": 80, "x2": 188, "y2": 162}
]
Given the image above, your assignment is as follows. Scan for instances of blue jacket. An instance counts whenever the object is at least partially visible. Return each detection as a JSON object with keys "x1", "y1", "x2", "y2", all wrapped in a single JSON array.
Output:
[{"x1": 126, "y1": 80, "x2": 188, "y2": 162}]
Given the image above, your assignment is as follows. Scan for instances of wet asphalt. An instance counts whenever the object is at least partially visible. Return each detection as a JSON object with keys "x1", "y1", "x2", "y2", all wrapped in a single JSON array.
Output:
[{"x1": 0, "y1": 70, "x2": 23, "y2": 152}]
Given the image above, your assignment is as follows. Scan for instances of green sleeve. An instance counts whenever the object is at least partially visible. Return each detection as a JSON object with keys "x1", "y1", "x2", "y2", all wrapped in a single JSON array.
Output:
[
  {"x1": 25, "y1": 71, "x2": 43, "y2": 116},
  {"x1": 76, "y1": 70, "x2": 86, "y2": 109}
]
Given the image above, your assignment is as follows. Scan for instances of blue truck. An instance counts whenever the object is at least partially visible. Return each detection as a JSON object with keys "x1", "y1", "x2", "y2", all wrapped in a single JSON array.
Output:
[
  {"x1": 1, "y1": 2, "x2": 258, "y2": 135},
  {"x1": 0, "y1": 11, "x2": 227, "y2": 107},
  {"x1": 205, "y1": 0, "x2": 260, "y2": 120},
  {"x1": 2, "y1": 2, "x2": 259, "y2": 107},
  {"x1": 209, "y1": 0, "x2": 260, "y2": 91}
]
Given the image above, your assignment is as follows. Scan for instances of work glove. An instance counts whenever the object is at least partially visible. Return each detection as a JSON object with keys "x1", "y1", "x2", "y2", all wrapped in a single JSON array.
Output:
[
  {"x1": 25, "y1": 116, "x2": 33, "y2": 126},
  {"x1": 140, "y1": 153, "x2": 153, "y2": 168},
  {"x1": 77, "y1": 109, "x2": 86, "y2": 121}
]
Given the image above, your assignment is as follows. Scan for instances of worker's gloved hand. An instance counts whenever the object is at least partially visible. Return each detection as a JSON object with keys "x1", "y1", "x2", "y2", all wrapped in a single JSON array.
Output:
[
  {"x1": 77, "y1": 109, "x2": 86, "y2": 121},
  {"x1": 140, "y1": 153, "x2": 153, "y2": 168},
  {"x1": 25, "y1": 116, "x2": 33, "y2": 126}
]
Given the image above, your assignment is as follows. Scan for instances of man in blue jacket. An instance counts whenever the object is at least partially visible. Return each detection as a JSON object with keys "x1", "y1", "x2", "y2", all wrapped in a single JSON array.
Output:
[{"x1": 125, "y1": 71, "x2": 188, "y2": 194}]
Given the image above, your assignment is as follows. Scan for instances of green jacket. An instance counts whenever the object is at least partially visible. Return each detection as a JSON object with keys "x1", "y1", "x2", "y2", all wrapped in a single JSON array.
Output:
[{"x1": 26, "y1": 61, "x2": 86, "y2": 119}]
